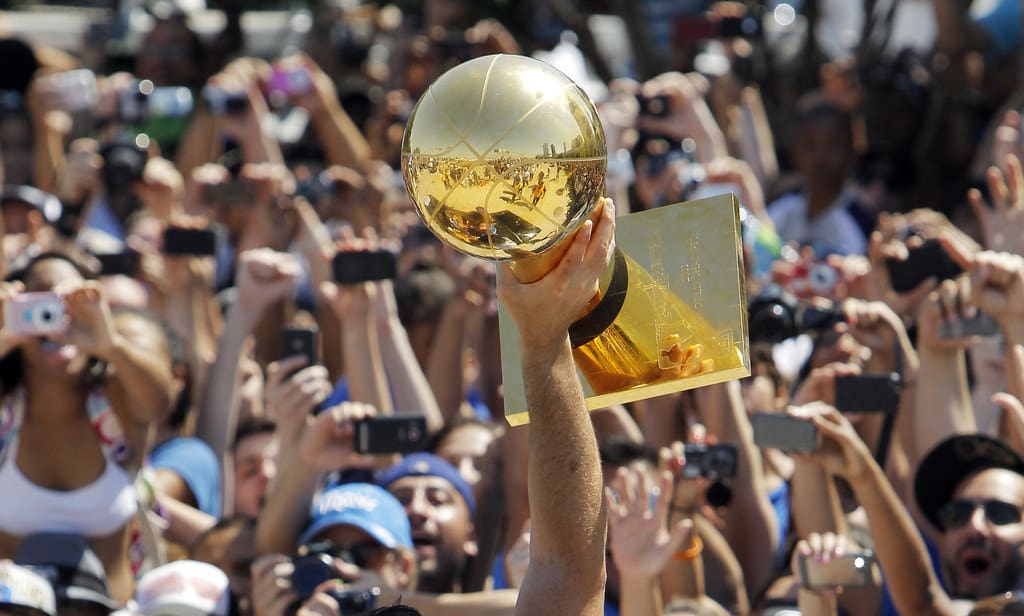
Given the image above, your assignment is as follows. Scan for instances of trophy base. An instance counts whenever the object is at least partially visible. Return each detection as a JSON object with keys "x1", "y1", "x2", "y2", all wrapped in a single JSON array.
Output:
[{"x1": 498, "y1": 193, "x2": 750, "y2": 425}]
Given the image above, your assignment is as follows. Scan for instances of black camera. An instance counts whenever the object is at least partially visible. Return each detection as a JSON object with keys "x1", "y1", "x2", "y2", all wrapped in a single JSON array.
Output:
[
  {"x1": 290, "y1": 543, "x2": 380, "y2": 615},
  {"x1": 100, "y1": 135, "x2": 147, "y2": 196},
  {"x1": 747, "y1": 284, "x2": 845, "y2": 344},
  {"x1": 682, "y1": 443, "x2": 738, "y2": 480}
]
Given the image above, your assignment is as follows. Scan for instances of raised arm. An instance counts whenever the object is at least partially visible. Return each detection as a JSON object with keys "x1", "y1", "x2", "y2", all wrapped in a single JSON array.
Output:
[
  {"x1": 498, "y1": 198, "x2": 615, "y2": 616},
  {"x1": 794, "y1": 402, "x2": 957, "y2": 616},
  {"x1": 288, "y1": 53, "x2": 370, "y2": 168},
  {"x1": 694, "y1": 380, "x2": 778, "y2": 600}
]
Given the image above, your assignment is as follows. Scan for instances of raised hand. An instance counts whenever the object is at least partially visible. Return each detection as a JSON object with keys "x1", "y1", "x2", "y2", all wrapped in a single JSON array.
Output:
[
  {"x1": 235, "y1": 249, "x2": 301, "y2": 313},
  {"x1": 970, "y1": 153, "x2": 1024, "y2": 257},
  {"x1": 53, "y1": 280, "x2": 118, "y2": 358},
  {"x1": 605, "y1": 465, "x2": 693, "y2": 580},
  {"x1": 134, "y1": 157, "x2": 185, "y2": 222},
  {"x1": 264, "y1": 356, "x2": 333, "y2": 444},
  {"x1": 250, "y1": 554, "x2": 299, "y2": 616},
  {"x1": 941, "y1": 235, "x2": 1024, "y2": 339},
  {"x1": 0, "y1": 281, "x2": 29, "y2": 355},
  {"x1": 790, "y1": 402, "x2": 874, "y2": 480},
  {"x1": 298, "y1": 401, "x2": 377, "y2": 472},
  {"x1": 497, "y1": 198, "x2": 615, "y2": 346},
  {"x1": 790, "y1": 362, "x2": 862, "y2": 407}
]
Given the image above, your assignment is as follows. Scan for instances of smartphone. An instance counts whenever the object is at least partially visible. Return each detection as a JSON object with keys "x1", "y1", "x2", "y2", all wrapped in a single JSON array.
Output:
[
  {"x1": 94, "y1": 249, "x2": 141, "y2": 277},
  {"x1": 204, "y1": 181, "x2": 256, "y2": 206},
  {"x1": 835, "y1": 373, "x2": 902, "y2": 414},
  {"x1": 333, "y1": 250, "x2": 397, "y2": 284},
  {"x1": 354, "y1": 415, "x2": 428, "y2": 455},
  {"x1": 682, "y1": 443, "x2": 738, "y2": 479},
  {"x1": 885, "y1": 238, "x2": 962, "y2": 293},
  {"x1": 3, "y1": 292, "x2": 66, "y2": 336},
  {"x1": 674, "y1": 15, "x2": 761, "y2": 41},
  {"x1": 940, "y1": 311, "x2": 1001, "y2": 339},
  {"x1": 162, "y1": 227, "x2": 217, "y2": 257},
  {"x1": 798, "y1": 552, "x2": 876, "y2": 589},
  {"x1": 751, "y1": 413, "x2": 818, "y2": 452},
  {"x1": 280, "y1": 327, "x2": 318, "y2": 373}
]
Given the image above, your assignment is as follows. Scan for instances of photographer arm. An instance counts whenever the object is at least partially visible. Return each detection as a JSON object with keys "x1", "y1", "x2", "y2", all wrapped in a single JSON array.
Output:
[
  {"x1": 799, "y1": 404, "x2": 957, "y2": 616},
  {"x1": 695, "y1": 380, "x2": 778, "y2": 601},
  {"x1": 373, "y1": 281, "x2": 444, "y2": 433}
]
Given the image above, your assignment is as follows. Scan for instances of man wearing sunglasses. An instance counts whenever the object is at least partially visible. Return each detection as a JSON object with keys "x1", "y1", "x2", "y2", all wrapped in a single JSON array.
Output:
[{"x1": 915, "y1": 434, "x2": 1024, "y2": 601}]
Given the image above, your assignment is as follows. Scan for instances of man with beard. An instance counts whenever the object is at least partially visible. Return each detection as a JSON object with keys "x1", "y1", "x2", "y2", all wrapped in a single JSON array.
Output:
[
  {"x1": 377, "y1": 453, "x2": 477, "y2": 594},
  {"x1": 915, "y1": 434, "x2": 1024, "y2": 600}
]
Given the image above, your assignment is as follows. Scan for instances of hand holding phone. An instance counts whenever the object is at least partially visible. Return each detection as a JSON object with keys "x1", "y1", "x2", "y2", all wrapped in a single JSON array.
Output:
[
  {"x1": 885, "y1": 238, "x2": 962, "y2": 293},
  {"x1": 798, "y1": 552, "x2": 876, "y2": 589},
  {"x1": 94, "y1": 250, "x2": 141, "y2": 277}
]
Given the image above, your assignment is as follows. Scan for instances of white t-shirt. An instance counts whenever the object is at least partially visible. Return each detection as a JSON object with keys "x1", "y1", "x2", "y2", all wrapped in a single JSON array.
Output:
[{"x1": 768, "y1": 188, "x2": 867, "y2": 255}]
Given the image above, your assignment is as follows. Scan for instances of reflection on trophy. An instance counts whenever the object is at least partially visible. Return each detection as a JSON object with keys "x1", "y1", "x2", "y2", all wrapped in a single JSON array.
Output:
[{"x1": 401, "y1": 54, "x2": 749, "y2": 425}]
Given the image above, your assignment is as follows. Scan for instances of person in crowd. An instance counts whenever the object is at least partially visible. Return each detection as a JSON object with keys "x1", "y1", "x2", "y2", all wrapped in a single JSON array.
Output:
[
  {"x1": 14, "y1": 532, "x2": 119, "y2": 616},
  {"x1": 0, "y1": 253, "x2": 176, "y2": 602},
  {"x1": 767, "y1": 95, "x2": 872, "y2": 256},
  {"x1": 0, "y1": 560, "x2": 56, "y2": 616},
  {"x1": 377, "y1": 453, "x2": 478, "y2": 594}
]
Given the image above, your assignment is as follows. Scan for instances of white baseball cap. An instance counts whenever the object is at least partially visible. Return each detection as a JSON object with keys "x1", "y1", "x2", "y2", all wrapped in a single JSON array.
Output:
[{"x1": 134, "y1": 561, "x2": 230, "y2": 616}]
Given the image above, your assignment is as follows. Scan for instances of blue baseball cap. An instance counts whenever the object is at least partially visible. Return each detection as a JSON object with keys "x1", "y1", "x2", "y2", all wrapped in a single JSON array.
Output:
[
  {"x1": 376, "y1": 453, "x2": 476, "y2": 518},
  {"x1": 299, "y1": 483, "x2": 413, "y2": 549}
]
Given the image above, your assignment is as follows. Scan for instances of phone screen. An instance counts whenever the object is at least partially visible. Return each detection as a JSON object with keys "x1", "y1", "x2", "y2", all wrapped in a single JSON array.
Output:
[
  {"x1": 752, "y1": 413, "x2": 817, "y2": 452},
  {"x1": 332, "y1": 250, "x2": 397, "y2": 284},
  {"x1": 799, "y1": 553, "x2": 876, "y2": 589},
  {"x1": 834, "y1": 374, "x2": 902, "y2": 414}
]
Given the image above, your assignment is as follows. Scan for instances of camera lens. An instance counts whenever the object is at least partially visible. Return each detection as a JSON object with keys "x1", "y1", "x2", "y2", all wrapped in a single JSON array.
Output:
[{"x1": 39, "y1": 308, "x2": 54, "y2": 323}]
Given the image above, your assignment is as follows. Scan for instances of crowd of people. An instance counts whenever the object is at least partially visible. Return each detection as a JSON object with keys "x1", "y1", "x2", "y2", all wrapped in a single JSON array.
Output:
[{"x1": 0, "y1": 0, "x2": 1023, "y2": 614}]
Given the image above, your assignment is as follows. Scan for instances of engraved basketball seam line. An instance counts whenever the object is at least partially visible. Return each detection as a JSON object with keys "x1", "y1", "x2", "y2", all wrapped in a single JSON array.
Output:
[
  {"x1": 477, "y1": 81, "x2": 580, "y2": 160},
  {"x1": 470, "y1": 55, "x2": 502, "y2": 146},
  {"x1": 481, "y1": 179, "x2": 503, "y2": 257},
  {"x1": 427, "y1": 84, "x2": 483, "y2": 160}
]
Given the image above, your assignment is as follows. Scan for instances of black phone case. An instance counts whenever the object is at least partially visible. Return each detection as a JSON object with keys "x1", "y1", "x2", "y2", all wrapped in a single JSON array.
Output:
[
  {"x1": 95, "y1": 250, "x2": 141, "y2": 276},
  {"x1": 835, "y1": 373, "x2": 902, "y2": 413},
  {"x1": 354, "y1": 415, "x2": 428, "y2": 454},
  {"x1": 332, "y1": 250, "x2": 398, "y2": 284},
  {"x1": 280, "y1": 328, "x2": 318, "y2": 370},
  {"x1": 162, "y1": 227, "x2": 217, "y2": 256},
  {"x1": 885, "y1": 239, "x2": 962, "y2": 293}
]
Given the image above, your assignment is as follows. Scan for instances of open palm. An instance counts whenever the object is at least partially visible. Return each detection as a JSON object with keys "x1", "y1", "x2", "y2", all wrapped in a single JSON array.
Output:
[{"x1": 605, "y1": 467, "x2": 693, "y2": 579}]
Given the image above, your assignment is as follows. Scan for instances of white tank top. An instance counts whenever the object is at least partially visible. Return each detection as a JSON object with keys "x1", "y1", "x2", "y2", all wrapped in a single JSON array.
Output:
[{"x1": 0, "y1": 389, "x2": 138, "y2": 537}]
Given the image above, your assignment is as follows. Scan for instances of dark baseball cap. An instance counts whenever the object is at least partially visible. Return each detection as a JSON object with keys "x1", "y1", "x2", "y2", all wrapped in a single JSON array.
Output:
[
  {"x1": 914, "y1": 434, "x2": 1024, "y2": 531},
  {"x1": 14, "y1": 533, "x2": 119, "y2": 611}
]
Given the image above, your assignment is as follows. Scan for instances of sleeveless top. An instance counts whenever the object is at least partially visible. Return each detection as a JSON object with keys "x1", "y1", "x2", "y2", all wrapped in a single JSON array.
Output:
[{"x1": 0, "y1": 388, "x2": 138, "y2": 538}]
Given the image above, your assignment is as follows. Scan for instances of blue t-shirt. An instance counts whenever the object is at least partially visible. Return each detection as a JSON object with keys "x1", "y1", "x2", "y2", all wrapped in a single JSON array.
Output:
[
  {"x1": 150, "y1": 437, "x2": 223, "y2": 518},
  {"x1": 768, "y1": 481, "x2": 792, "y2": 569},
  {"x1": 976, "y1": 0, "x2": 1021, "y2": 58}
]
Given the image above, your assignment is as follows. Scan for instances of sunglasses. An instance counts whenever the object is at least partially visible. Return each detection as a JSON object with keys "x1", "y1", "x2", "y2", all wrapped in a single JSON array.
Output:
[
  {"x1": 938, "y1": 499, "x2": 1023, "y2": 531},
  {"x1": 326, "y1": 541, "x2": 396, "y2": 570}
]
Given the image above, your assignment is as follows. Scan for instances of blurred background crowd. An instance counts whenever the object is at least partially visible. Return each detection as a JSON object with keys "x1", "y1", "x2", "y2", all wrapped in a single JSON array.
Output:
[{"x1": 0, "y1": 0, "x2": 1023, "y2": 614}]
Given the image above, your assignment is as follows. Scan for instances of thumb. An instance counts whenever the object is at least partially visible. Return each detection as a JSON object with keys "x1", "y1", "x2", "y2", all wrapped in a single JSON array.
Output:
[{"x1": 902, "y1": 276, "x2": 938, "y2": 303}]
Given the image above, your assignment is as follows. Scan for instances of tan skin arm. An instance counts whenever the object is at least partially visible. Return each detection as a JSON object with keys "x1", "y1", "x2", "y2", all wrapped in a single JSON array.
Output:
[
  {"x1": 498, "y1": 198, "x2": 615, "y2": 616},
  {"x1": 795, "y1": 403, "x2": 958, "y2": 616}
]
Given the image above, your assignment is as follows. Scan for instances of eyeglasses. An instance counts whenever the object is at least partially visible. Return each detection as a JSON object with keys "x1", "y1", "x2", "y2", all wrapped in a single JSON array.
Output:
[{"x1": 938, "y1": 499, "x2": 1023, "y2": 531}]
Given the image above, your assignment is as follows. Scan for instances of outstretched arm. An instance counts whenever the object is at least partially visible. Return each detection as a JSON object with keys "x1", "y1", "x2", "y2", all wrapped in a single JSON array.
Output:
[{"x1": 500, "y1": 198, "x2": 615, "y2": 616}]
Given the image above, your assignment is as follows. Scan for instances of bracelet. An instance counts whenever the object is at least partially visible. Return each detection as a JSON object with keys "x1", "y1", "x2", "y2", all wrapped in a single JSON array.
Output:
[{"x1": 672, "y1": 535, "x2": 703, "y2": 561}]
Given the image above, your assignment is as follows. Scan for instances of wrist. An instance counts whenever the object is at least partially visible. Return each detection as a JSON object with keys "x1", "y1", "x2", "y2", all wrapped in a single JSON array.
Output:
[{"x1": 1002, "y1": 321, "x2": 1024, "y2": 346}]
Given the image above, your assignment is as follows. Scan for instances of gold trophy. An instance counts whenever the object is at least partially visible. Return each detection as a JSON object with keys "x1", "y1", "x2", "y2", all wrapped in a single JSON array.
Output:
[{"x1": 402, "y1": 54, "x2": 750, "y2": 425}]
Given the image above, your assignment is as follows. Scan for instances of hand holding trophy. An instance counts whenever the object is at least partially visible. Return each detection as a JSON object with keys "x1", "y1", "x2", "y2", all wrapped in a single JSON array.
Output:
[{"x1": 401, "y1": 54, "x2": 749, "y2": 424}]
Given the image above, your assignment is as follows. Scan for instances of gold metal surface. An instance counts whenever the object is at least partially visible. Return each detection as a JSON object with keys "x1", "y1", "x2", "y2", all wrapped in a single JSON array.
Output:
[
  {"x1": 401, "y1": 54, "x2": 749, "y2": 425},
  {"x1": 401, "y1": 54, "x2": 606, "y2": 263},
  {"x1": 499, "y1": 194, "x2": 751, "y2": 425}
]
